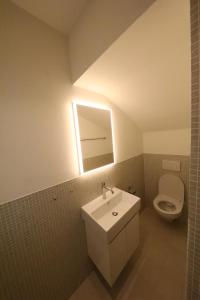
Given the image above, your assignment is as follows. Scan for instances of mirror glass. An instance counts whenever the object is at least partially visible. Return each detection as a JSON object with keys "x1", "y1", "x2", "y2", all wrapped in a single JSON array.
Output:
[{"x1": 73, "y1": 103, "x2": 114, "y2": 173}]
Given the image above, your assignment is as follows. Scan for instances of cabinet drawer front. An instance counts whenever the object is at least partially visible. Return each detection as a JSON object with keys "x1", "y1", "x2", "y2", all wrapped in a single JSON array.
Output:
[
  {"x1": 126, "y1": 214, "x2": 139, "y2": 259},
  {"x1": 109, "y1": 227, "x2": 127, "y2": 284}
]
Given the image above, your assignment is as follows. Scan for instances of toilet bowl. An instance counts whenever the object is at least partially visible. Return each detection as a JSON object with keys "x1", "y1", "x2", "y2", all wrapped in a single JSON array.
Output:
[{"x1": 153, "y1": 174, "x2": 184, "y2": 222}]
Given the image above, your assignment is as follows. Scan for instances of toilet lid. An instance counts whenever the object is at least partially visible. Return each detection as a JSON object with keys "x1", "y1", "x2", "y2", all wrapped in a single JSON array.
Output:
[{"x1": 159, "y1": 174, "x2": 184, "y2": 201}]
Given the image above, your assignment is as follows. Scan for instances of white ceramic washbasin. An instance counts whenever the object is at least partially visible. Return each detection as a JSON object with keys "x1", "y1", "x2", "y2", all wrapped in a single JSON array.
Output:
[{"x1": 81, "y1": 188, "x2": 141, "y2": 243}]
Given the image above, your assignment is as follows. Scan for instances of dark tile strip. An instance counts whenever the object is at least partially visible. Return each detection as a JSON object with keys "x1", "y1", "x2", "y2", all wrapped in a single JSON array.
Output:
[{"x1": 187, "y1": 0, "x2": 200, "y2": 298}]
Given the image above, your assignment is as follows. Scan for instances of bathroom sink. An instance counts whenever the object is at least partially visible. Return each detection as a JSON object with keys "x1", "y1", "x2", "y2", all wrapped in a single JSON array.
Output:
[{"x1": 81, "y1": 188, "x2": 141, "y2": 243}]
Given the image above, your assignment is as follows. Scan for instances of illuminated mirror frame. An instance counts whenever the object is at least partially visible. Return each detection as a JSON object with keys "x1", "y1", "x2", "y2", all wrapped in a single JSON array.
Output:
[{"x1": 72, "y1": 100, "x2": 115, "y2": 175}]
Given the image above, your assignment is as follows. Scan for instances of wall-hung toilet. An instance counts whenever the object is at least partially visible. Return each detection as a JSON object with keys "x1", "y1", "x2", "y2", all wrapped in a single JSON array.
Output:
[{"x1": 153, "y1": 174, "x2": 184, "y2": 222}]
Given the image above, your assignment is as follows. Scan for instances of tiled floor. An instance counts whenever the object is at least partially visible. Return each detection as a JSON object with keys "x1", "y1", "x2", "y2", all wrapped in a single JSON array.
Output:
[{"x1": 69, "y1": 208, "x2": 187, "y2": 300}]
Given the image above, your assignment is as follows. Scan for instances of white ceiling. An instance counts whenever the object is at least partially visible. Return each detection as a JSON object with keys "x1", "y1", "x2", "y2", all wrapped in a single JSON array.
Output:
[
  {"x1": 11, "y1": 0, "x2": 88, "y2": 35},
  {"x1": 75, "y1": 0, "x2": 191, "y2": 132}
]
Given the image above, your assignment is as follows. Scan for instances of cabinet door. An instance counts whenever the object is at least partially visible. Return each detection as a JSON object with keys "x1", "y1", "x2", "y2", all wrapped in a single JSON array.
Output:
[
  {"x1": 126, "y1": 214, "x2": 139, "y2": 259},
  {"x1": 109, "y1": 227, "x2": 127, "y2": 285}
]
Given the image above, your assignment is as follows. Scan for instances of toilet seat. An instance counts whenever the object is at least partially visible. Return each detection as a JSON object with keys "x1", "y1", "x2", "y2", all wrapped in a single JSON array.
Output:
[
  {"x1": 153, "y1": 194, "x2": 183, "y2": 216},
  {"x1": 153, "y1": 174, "x2": 184, "y2": 221}
]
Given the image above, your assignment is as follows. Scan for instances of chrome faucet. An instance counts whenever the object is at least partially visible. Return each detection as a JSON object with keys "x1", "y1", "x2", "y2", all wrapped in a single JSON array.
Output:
[{"x1": 101, "y1": 182, "x2": 114, "y2": 199}]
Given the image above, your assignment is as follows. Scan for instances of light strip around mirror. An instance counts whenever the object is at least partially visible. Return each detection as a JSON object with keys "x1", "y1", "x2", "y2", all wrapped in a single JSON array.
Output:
[
  {"x1": 72, "y1": 100, "x2": 116, "y2": 175},
  {"x1": 72, "y1": 102, "x2": 84, "y2": 174}
]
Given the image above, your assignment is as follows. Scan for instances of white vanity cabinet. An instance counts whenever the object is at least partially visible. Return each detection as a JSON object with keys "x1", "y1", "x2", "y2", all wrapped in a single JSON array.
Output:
[
  {"x1": 125, "y1": 214, "x2": 139, "y2": 259},
  {"x1": 85, "y1": 213, "x2": 139, "y2": 285},
  {"x1": 81, "y1": 187, "x2": 141, "y2": 286}
]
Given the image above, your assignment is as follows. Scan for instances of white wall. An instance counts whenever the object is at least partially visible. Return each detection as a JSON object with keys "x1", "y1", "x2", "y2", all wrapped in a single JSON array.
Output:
[
  {"x1": 75, "y1": 0, "x2": 191, "y2": 132},
  {"x1": 143, "y1": 129, "x2": 191, "y2": 156},
  {"x1": 0, "y1": 0, "x2": 142, "y2": 204},
  {"x1": 69, "y1": 0, "x2": 155, "y2": 82}
]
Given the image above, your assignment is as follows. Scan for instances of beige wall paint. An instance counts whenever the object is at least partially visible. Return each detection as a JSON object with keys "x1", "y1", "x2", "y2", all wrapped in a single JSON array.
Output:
[
  {"x1": 143, "y1": 129, "x2": 191, "y2": 156},
  {"x1": 0, "y1": 0, "x2": 142, "y2": 204},
  {"x1": 69, "y1": 0, "x2": 155, "y2": 82}
]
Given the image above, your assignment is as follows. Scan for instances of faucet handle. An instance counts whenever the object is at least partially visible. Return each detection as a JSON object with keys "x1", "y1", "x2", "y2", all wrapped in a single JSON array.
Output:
[
  {"x1": 110, "y1": 185, "x2": 114, "y2": 194},
  {"x1": 101, "y1": 182, "x2": 106, "y2": 188}
]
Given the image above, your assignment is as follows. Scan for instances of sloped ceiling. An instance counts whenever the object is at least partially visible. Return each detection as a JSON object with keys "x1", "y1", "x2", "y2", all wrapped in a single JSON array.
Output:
[
  {"x1": 75, "y1": 0, "x2": 191, "y2": 132},
  {"x1": 11, "y1": 0, "x2": 88, "y2": 35}
]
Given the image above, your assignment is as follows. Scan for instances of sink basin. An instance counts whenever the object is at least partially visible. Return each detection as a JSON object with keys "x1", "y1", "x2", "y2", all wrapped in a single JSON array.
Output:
[{"x1": 82, "y1": 187, "x2": 141, "y2": 243}]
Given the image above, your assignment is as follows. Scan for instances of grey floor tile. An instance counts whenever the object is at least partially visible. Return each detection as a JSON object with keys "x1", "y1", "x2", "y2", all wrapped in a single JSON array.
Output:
[{"x1": 69, "y1": 208, "x2": 187, "y2": 300}]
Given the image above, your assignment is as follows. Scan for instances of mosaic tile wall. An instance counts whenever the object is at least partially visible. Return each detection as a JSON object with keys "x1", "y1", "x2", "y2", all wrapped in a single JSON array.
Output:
[
  {"x1": 0, "y1": 155, "x2": 144, "y2": 300},
  {"x1": 187, "y1": 0, "x2": 200, "y2": 298}
]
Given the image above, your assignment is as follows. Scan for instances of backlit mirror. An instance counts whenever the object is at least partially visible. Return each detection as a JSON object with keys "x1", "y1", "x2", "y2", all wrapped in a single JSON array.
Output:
[{"x1": 73, "y1": 102, "x2": 114, "y2": 174}]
